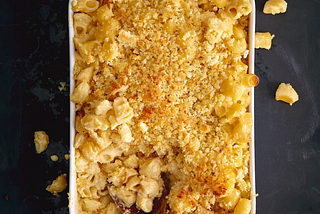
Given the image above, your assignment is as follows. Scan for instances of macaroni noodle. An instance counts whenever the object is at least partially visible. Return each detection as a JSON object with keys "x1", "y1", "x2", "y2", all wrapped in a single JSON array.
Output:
[
  {"x1": 275, "y1": 83, "x2": 299, "y2": 105},
  {"x1": 263, "y1": 0, "x2": 287, "y2": 15},
  {"x1": 255, "y1": 32, "x2": 275, "y2": 50}
]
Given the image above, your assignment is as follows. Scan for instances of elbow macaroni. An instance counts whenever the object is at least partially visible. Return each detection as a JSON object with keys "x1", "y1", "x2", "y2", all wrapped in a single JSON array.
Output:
[
  {"x1": 275, "y1": 83, "x2": 299, "y2": 105},
  {"x1": 70, "y1": 0, "x2": 255, "y2": 213},
  {"x1": 255, "y1": 32, "x2": 275, "y2": 50},
  {"x1": 263, "y1": 0, "x2": 288, "y2": 15}
]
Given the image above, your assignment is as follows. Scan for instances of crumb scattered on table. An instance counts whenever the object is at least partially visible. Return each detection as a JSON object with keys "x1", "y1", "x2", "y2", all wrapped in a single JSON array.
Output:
[
  {"x1": 50, "y1": 155, "x2": 59, "y2": 161},
  {"x1": 34, "y1": 131, "x2": 50, "y2": 154},
  {"x1": 46, "y1": 174, "x2": 68, "y2": 196},
  {"x1": 58, "y1": 82, "x2": 67, "y2": 91}
]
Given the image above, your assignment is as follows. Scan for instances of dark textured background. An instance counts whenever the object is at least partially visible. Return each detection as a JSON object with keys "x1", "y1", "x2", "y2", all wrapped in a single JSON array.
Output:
[{"x1": 0, "y1": 0, "x2": 319, "y2": 213}]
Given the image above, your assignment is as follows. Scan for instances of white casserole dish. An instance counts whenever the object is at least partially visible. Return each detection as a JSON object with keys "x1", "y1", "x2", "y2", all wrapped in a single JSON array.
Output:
[
  {"x1": 68, "y1": 1, "x2": 77, "y2": 212},
  {"x1": 248, "y1": 1, "x2": 257, "y2": 213},
  {"x1": 68, "y1": 0, "x2": 256, "y2": 213}
]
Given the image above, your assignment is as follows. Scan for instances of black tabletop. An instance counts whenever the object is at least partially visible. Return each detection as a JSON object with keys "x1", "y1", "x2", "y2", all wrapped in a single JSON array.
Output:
[{"x1": 0, "y1": 0, "x2": 319, "y2": 213}]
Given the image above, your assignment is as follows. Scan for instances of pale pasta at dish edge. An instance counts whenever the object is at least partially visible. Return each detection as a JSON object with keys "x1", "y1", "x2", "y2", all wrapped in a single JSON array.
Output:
[{"x1": 70, "y1": 0, "x2": 257, "y2": 213}]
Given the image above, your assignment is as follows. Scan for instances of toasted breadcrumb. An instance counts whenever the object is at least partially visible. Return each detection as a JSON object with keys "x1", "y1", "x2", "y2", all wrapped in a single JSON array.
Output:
[
  {"x1": 46, "y1": 174, "x2": 68, "y2": 196},
  {"x1": 50, "y1": 155, "x2": 59, "y2": 161},
  {"x1": 65, "y1": 154, "x2": 70, "y2": 160},
  {"x1": 59, "y1": 82, "x2": 67, "y2": 91},
  {"x1": 34, "y1": 131, "x2": 49, "y2": 154}
]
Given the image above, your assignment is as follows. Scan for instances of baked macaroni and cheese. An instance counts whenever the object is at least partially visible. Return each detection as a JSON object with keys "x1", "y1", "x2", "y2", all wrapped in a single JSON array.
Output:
[{"x1": 70, "y1": 0, "x2": 257, "y2": 213}]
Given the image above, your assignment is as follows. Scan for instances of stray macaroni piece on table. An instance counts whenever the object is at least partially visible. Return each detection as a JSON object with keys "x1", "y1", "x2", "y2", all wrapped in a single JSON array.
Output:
[
  {"x1": 263, "y1": 0, "x2": 287, "y2": 15},
  {"x1": 70, "y1": 0, "x2": 256, "y2": 213},
  {"x1": 46, "y1": 174, "x2": 68, "y2": 196},
  {"x1": 34, "y1": 131, "x2": 50, "y2": 154},
  {"x1": 275, "y1": 83, "x2": 299, "y2": 106},
  {"x1": 255, "y1": 32, "x2": 274, "y2": 50}
]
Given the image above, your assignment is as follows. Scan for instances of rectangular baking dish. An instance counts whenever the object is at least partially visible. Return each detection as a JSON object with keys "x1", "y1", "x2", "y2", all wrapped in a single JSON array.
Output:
[
  {"x1": 68, "y1": 0, "x2": 256, "y2": 213},
  {"x1": 68, "y1": 0, "x2": 77, "y2": 212}
]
